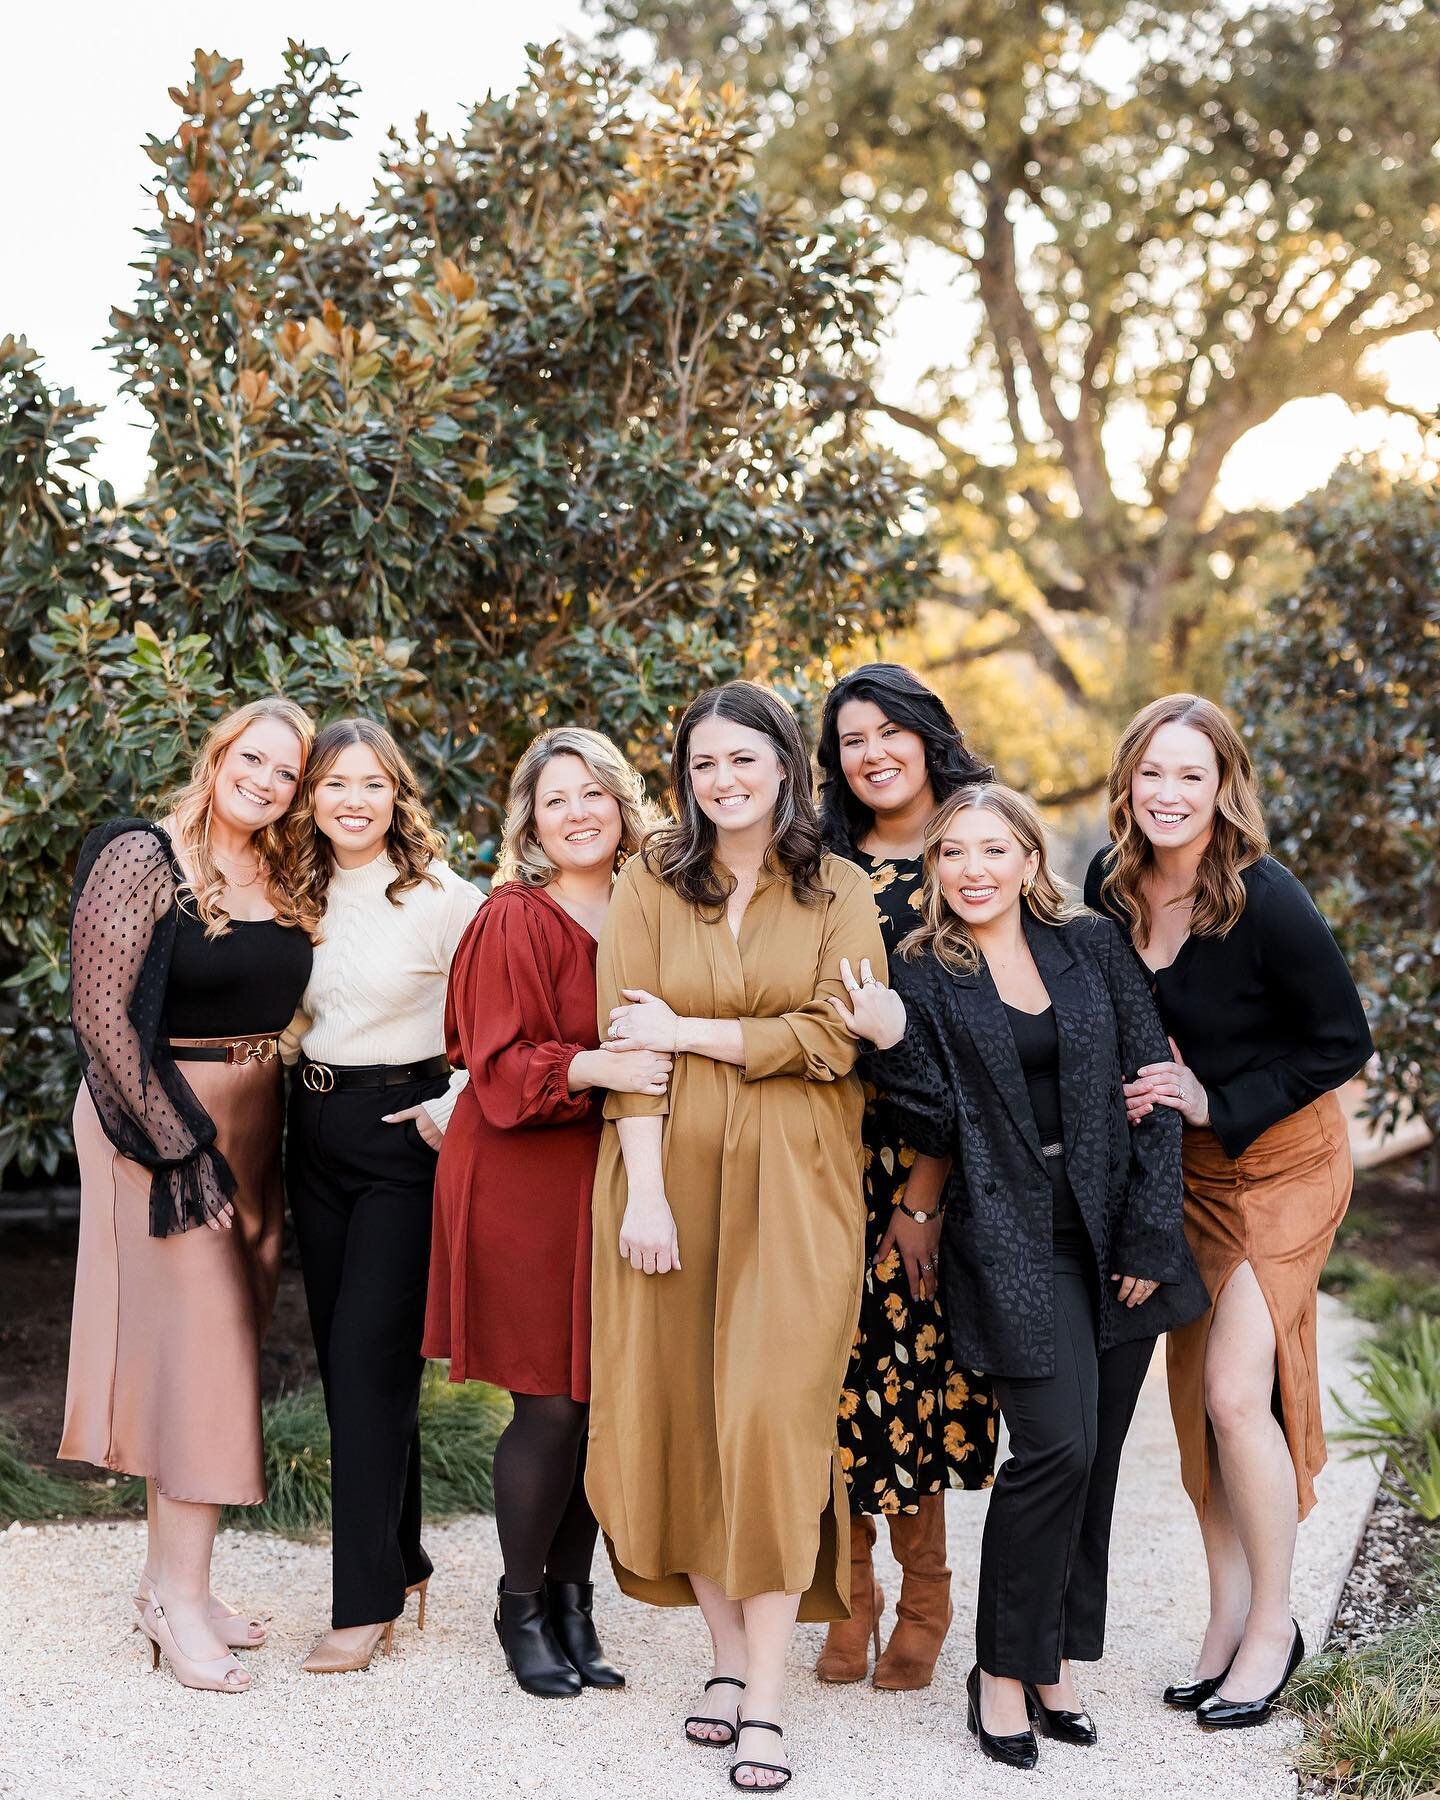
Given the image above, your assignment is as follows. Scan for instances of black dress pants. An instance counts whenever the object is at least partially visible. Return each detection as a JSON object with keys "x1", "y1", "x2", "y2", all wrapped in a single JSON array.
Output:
[
  {"x1": 289, "y1": 1075, "x2": 446, "y2": 1629},
  {"x1": 976, "y1": 1251, "x2": 1155, "y2": 1683}
]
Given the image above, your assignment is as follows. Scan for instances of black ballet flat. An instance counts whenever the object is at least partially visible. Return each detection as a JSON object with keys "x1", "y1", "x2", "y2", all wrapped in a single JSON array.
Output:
[
  {"x1": 1022, "y1": 1681, "x2": 1098, "y2": 1746},
  {"x1": 1162, "y1": 1657, "x2": 1234, "y2": 1710},
  {"x1": 729, "y1": 1718, "x2": 791, "y2": 1790},
  {"x1": 1196, "y1": 1624, "x2": 1304, "y2": 1730},
  {"x1": 494, "y1": 1577, "x2": 581, "y2": 1698},
  {"x1": 966, "y1": 1665, "x2": 1039, "y2": 1771},
  {"x1": 685, "y1": 1675, "x2": 746, "y2": 1748},
  {"x1": 546, "y1": 1580, "x2": 625, "y2": 1689}
]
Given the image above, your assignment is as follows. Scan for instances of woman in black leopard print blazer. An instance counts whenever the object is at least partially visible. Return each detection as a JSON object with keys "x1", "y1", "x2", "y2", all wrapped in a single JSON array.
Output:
[{"x1": 860, "y1": 782, "x2": 1207, "y2": 1770}]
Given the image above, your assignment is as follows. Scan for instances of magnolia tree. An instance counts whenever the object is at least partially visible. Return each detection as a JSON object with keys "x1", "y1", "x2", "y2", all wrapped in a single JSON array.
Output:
[
  {"x1": 0, "y1": 42, "x2": 929, "y2": 1179},
  {"x1": 1232, "y1": 463, "x2": 1440, "y2": 1188}
]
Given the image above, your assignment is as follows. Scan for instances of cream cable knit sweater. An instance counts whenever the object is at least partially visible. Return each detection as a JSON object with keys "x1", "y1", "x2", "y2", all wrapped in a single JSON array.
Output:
[{"x1": 286, "y1": 852, "x2": 483, "y2": 1131}]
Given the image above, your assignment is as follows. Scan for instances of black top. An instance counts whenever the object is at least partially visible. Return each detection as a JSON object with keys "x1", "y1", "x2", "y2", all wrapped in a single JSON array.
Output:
[
  {"x1": 865, "y1": 910, "x2": 1208, "y2": 1378},
  {"x1": 1002, "y1": 1003, "x2": 1063, "y2": 1146},
  {"x1": 1084, "y1": 850, "x2": 1373, "y2": 1159},
  {"x1": 165, "y1": 905, "x2": 312, "y2": 1038}
]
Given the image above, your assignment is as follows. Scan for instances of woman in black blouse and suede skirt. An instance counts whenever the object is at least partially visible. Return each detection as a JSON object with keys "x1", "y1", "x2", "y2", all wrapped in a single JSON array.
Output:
[
  {"x1": 1087, "y1": 695, "x2": 1372, "y2": 1730},
  {"x1": 860, "y1": 782, "x2": 1206, "y2": 1771}
]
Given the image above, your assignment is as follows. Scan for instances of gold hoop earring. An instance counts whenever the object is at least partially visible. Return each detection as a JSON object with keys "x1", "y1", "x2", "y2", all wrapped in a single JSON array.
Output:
[{"x1": 1022, "y1": 876, "x2": 1035, "y2": 897}]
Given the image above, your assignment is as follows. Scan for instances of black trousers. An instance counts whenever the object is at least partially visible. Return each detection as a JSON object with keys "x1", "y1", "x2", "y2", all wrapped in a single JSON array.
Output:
[
  {"x1": 976, "y1": 1252, "x2": 1155, "y2": 1683},
  {"x1": 288, "y1": 1075, "x2": 446, "y2": 1629}
]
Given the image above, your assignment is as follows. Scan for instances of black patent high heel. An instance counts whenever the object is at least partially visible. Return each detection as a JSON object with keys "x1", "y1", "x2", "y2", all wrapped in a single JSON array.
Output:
[
  {"x1": 1196, "y1": 1623, "x2": 1304, "y2": 1730},
  {"x1": 1022, "y1": 1680, "x2": 1098, "y2": 1746},
  {"x1": 729, "y1": 1718, "x2": 791, "y2": 1790},
  {"x1": 685, "y1": 1675, "x2": 746, "y2": 1747},
  {"x1": 1163, "y1": 1654, "x2": 1235, "y2": 1710},
  {"x1": 966, "y1": 1665, "x2": 1039, "y2": 1771}
]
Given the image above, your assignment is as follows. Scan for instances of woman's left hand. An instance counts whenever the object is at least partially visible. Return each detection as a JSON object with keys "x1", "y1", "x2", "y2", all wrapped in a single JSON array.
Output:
[
  {"x1": 1112, "y1": 1273, "x2": 1159, "y2": 1308},
  {"x1": 828, "y1": 958, "x2": 906, "y2": 1049},
  {"x1": 607, "y1": 988, "x2": 681, "y2": 1054},
  {"x1": 1134, "y1": 1037, "x2": 1210, "y2": 1127},
  {"x1": 383, "y1": 1103, "x2": 444, "y2": 1149}
]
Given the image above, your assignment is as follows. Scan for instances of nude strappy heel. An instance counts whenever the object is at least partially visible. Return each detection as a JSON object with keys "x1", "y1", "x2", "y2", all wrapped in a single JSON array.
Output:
[
  {"x1": 142, "y1": 1596, "x2": 253, "y2": 1693},
  {"x1": 133, "y1": 1574, "x2": 267, "y2": 1650}
]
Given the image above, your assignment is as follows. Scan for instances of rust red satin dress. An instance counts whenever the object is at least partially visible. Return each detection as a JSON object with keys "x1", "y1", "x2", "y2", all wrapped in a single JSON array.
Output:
[{"x1": 423, "y1": 882, "x2": 602, "y2": 1401}]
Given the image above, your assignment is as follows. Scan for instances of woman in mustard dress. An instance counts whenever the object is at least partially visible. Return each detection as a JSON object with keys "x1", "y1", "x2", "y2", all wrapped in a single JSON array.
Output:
[{"x1": 589, "y1": 681, "x2": 889, "y2": 1792}]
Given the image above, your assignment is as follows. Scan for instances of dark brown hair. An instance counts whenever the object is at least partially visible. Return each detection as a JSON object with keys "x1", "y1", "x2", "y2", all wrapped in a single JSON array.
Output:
[{"x1": 645, "y1": 681, "x2": 830, "y2": 914}]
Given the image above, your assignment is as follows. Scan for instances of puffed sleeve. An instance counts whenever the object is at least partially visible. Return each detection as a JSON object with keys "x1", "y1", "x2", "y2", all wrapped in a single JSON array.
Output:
[
  {"x1": 738, "y1": 862, "x2": 889, "y2": 1082},
  {"x1": 861, "y1": 958, "x2": 956, "y2": 1159},
  {"x1": 1206, "y1": 869, "x2": 1374, "y2": 1158},
  {"x1": 1089, "y1": 919, "x2": 1189, "y2": 1281},
  {"x1": 596, "y1": 858, "x2": 669, "y2": 1121},
  {"x1": 68, "y1": 822, "x2": 237, "y2": 1237},
  {"x1": 449, "y1": 889, "x2": 595, "y2": 1131}
]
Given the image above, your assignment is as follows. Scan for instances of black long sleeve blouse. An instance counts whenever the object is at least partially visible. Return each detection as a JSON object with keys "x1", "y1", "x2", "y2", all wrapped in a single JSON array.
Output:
[{"x1": 1083, "y1": 850, "x2": 1373, "y2": 1160}]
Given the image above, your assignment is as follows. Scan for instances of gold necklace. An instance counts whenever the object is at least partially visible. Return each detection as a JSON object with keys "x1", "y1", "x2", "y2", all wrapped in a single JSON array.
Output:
[{"x1": 211, "y1": 844, "x2": 262, "y2": 890}]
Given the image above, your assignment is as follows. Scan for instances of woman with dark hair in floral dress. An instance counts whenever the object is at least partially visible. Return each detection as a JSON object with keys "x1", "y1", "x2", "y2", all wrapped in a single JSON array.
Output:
[{"x1": 812, "y1": 663, "x2": 997, "y2": 1690}]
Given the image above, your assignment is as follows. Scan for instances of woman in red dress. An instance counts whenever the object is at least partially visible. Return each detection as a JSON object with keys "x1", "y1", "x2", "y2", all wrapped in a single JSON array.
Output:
[{"x1": 424, "y1": 727, "x2": 669, "y2": 1698}]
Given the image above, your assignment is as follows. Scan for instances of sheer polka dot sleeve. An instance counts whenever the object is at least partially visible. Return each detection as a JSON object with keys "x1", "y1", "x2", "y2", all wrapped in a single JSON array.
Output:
[{"x1": 69, "y1": 821, "x2": 237, "y2": 1237}]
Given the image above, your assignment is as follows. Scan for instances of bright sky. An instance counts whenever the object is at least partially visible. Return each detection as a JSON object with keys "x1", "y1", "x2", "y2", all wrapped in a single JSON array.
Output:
[{"x1": 4, "y1": 4, "x2": 1436, "y2": 512}]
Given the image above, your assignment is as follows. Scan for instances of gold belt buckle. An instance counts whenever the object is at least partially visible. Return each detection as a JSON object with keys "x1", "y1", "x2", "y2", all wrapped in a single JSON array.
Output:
[
  {"x1": 227, "y1": 1037, "x2": 277, "y2": 1066},
  {"x1": 302, "y1": 1061, "x2": 335, "y2": 1093}
]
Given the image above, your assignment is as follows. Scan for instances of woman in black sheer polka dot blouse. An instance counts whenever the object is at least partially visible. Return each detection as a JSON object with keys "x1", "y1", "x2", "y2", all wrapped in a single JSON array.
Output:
[{"x1": 60, "y1": 698, "x2": 317, "y2": 1695}]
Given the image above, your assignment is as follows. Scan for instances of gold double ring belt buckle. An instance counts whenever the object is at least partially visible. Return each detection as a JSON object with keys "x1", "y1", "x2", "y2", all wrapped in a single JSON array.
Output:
[
  {"x1": 302, "y1": 1061, "x2": 336, "y2": 1093},
  {"x1": 227, "y1": 1037, "x2": 278, "y2": 1066}
]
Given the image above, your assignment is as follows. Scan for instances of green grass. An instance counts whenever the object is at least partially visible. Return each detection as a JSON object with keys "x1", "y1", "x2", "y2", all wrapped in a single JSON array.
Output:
[
  {"x1": 1, "y1": 1365, "x2": 509, "y2": 1537},
  {"x1": 1290, "y1": 1560, "x2": 1440, "y2": 1799}
]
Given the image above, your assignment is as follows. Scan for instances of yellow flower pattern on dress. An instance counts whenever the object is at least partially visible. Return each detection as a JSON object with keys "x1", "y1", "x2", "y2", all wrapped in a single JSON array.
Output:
[{"x1": 836, "y1": 850, "x2": 997, "y2": 1514}]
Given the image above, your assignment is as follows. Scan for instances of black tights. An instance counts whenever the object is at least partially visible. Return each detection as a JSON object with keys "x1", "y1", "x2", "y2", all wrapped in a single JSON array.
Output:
[{"x1": 493, "y1": 1394, "x2": 600, "y2": 1594}]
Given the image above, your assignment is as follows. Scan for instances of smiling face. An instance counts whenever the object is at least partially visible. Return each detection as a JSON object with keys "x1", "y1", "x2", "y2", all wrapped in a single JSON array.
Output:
[
  {"x1": 210, "y1": 718, "x2": 304, "y2": 837},
  {"x1": 835, "y1": 698, "x2": 932, "y2": 820},
  {"x1": 686, "y1": 714, "x2": 785, "y2": 840},
  {"x1": 936, "y1": 804, "x2": 1038, "y2": 929},
  {"x1": 531, "y1": 752, "x2": 623, "y2": 878},
  {"x1": 312, "y1": 743, "x2": 397, "y2": 867},
  {"x1": 1131, "y1": 721, "x2": 1220, "y2": 855}
]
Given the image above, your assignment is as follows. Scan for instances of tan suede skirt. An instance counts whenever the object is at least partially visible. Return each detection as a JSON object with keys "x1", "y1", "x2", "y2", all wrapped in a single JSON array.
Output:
[
  {"x1": 58, "y1": 1043, "x2": 285, "y2": 1505},
  {"x1": 1166, "y1": 1090, "x2": 1352, "y2": 1522}
]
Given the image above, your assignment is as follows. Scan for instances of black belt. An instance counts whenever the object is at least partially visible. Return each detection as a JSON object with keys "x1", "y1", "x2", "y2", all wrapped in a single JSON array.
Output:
[
  {"x1": 298, "y1": 1054, "x2": 451, "y2": 1095},
  {"x1": 166, "y1": 1037, "x2": 280, "y2": 1066}
]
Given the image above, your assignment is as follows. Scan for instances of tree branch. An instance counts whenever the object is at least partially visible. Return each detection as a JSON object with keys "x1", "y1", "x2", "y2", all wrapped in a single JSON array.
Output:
[{"x1": 925, "y1": 584, "x2": 1088, "y2": 705}]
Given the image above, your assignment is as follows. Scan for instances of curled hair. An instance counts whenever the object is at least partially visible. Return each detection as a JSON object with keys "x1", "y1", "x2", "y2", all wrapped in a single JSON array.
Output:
[
  {"x1": 817, "y1": 662, "x2": 993, "y2": 857},
  {"x1": 496, "y1": 727, "x2": 656, "y2": 887},
  {"x1": 162, "y1": 697, "x2": 315, "y2": 939},
  {"x1": 1098, "y1": 694, "x2": 1269, "y2": 943},
  {"x1": 900, "y1": 783, "x2": 1080, "y2": 977},
  {"x1": 646, "y1": 681, "x2": 830, "y2": 914},
  {"x1": 287, "y1": 717, "x2": 445, "y2": 934}
]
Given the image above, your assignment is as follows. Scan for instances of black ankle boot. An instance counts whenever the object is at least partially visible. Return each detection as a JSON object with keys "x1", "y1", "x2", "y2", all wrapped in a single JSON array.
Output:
[
  {"x1": 547, "y1": 1580, "x2": 625, "y2": 1689},
  {"x1": 494, "y1": 1577, "x2": 581, "y2": 1698}
]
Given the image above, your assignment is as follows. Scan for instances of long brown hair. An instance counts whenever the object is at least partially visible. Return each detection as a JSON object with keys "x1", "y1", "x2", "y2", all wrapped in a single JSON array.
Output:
[
  {"x1": 1098, "y1": 693, "x2": 1268, "y2": 944},
  {"x1": 900, "y1": 784, "x2": 1080, "y2": 976},
  {"x1": 496, "y1": 727, "x2": 656, "y2": 887},
  {"x1": 645, "y1": 681, "x2": 829, "y2": 914},
  {"x1": 287, "y1": 718, "x2": 445, "y2": 933},
  {"x1": 163, "y1": 697, "x2": 315, "y2": 938}
]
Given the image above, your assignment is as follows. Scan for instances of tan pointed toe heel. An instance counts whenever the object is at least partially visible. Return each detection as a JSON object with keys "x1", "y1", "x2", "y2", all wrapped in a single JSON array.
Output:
[
  {"x1": 405, "y1": 1577, "x2": 429, "y2": 1631},
  {"x1": 300, "y1": 1619, "x2": 396, "y2": 1675}
]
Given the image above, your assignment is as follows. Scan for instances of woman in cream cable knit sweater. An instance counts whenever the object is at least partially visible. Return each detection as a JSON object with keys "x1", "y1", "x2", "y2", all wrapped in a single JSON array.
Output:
[{"x1": 284, "y1": 718, "x2": 482, "y2": 1674}]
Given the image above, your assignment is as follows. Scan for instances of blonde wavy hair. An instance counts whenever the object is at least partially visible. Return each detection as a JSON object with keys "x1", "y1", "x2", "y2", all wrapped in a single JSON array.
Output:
[
  {"x1": 496, "y1": 727, "x2": 654, "y2": 887},
  {"x1": 163, "y1": 697, "x2": 315, "y2": 939},
  {"x1": 1098, "y1": 694, "x2": 1268, "y2": 944},
  {"x1": 287, "y1": 718, "x2": 445, "y2": 935},
  {"x1": 900, "y1": 783, "x2": 1081, "y2": 976}
]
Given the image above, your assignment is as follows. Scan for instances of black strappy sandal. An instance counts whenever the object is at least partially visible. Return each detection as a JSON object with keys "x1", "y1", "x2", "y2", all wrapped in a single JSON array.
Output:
[
  {"x1": 730, "y1": 1718, "x2": 792, "y2": 1790},
  {"x1": 684, "y1": 1675, "x2": 746, "y2": 1748}
]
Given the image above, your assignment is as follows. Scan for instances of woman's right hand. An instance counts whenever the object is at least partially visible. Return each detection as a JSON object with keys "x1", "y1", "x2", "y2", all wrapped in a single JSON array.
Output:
[
  {"x1": 598, "y1": 1043, "x2": 673, "y2": 1096},
  {"x1": 618, "y1": 1189, "x2": 681, "y2": 1275}
]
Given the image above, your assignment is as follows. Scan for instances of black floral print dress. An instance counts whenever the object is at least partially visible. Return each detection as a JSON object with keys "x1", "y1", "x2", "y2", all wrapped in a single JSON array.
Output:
[{"x1": 839, "y1": 851, "x2": 997, "y2": 1514}]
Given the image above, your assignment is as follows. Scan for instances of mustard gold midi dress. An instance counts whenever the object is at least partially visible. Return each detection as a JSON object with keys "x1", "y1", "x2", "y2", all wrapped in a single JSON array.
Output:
[{"x1": 587, "y1": 852, "x2": 887, "y2": 1621}]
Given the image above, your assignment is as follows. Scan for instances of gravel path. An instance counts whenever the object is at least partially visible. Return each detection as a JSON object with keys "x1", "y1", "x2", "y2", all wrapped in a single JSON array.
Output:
[{"x1": 0, "y1": 1293, "x2": 1377, "y2": 1800}]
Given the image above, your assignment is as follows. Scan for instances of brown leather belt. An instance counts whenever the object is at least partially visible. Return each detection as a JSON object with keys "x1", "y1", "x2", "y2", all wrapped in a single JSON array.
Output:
[{"x1": 165, "y1": 1036, "x2": 281, "y2": 1066}]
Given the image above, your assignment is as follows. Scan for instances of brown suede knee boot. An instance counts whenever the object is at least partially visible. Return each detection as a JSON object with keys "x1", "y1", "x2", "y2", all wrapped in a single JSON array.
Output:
[
  {"x1": 872, "y1": 1494, "x2": 953, "y2": 1691},
  {"x1": 815, "y1": 1513, "x2": 883, "y2": 1683}
]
